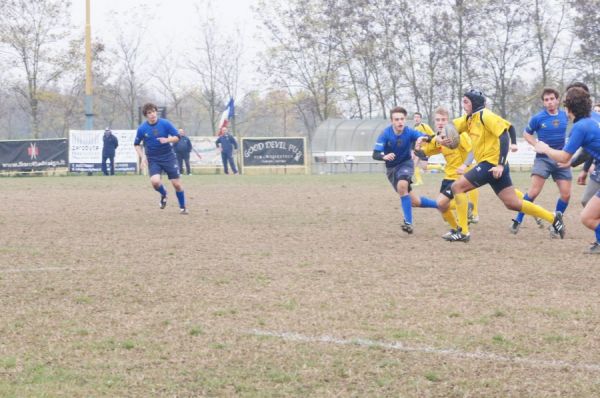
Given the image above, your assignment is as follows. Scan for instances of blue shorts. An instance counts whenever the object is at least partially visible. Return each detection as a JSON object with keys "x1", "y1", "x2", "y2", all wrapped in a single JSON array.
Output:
[
  {"x1": 386, "y1": 159, "x2": 414, "y2": 192},
  {"x1": 440, "y1": 179, "x2": 455, "y2": 199},
  {"x1": 531, "y1": 156, "x2": 572, "y2": 181},
  {"x1": 464, "y1": 161, "x2": 513, "y2": 194},
  {"x1": 148, "y1": 155, "x2": 180, "y2": 179}
]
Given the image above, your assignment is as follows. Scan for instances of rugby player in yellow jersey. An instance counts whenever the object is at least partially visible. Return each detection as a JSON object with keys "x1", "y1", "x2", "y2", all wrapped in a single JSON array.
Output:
[
  {"x1": 417, "y1": 107, "x2": 473, "y2": 241},
  {"x1": 440, "y1": 89, "x2": 566, "y2": 242},
  {"x1": 457, "y1": 112, "x2": 518, "y2": 226},
  {"x1": 412, "y1": 112, "x2": 435, "y2": 185}
]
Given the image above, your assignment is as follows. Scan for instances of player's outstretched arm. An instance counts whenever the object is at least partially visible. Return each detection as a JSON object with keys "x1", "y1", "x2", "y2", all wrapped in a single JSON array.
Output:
[{"x1": 535, "y1": 141, "x2": 572, "y2": 163}]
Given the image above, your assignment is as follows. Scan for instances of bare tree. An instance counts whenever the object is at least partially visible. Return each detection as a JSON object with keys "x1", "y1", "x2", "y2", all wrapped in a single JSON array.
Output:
[
  {"x1": 151, "y1": 49, "x2": 190, "y2": 126},
  {"x1": 113, "y1": 27, "x2": 147, "y2": 128},
  {"x1": 187, "y1": 0, "x2": 243, "y2": 134},
  {"x1": 0, "y1": 0, "x2": 73, "y2": 137},
  {"x1": 257, "y1": 0, "x2": 342, "y2": 136},
  {"x1": 570, "y1": 0, "x2": 600, "y2": 96},
  {"x1": 413, "y1": 1, "x2": 454, "y2": 124},
  {"x1": 530, "y1": 0, "x2": 569, "y2": 87},
  {"x1": 478, "y1": 0, "x2": 533, "y2": 117}
]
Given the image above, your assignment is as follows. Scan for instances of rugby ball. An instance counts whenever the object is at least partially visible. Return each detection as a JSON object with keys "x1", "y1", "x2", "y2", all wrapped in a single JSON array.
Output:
[{"x1": 440, "y1": 124, "x2": 460, "y2": 149}]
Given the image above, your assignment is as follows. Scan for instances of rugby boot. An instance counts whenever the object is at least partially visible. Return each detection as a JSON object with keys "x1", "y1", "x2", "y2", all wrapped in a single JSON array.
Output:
[
  {"x1": 509, "y1": 219, "x2": 520, "y2": 234},
  {"x1": 551, "y1": 211, "x2": 565, "y2": 239},
  {"x1": 444, "y1": 228, "x2": 470, "y2": 243},
  {"x1": 585, "y1": 242, "x2": 600, "y2": 255}
]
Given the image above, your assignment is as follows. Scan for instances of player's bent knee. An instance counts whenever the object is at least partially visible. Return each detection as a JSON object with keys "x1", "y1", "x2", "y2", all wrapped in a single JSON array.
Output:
[
  {"x1": 580, "y1": 215, "x2": 594, "y2": 229},
  {"x1": 150, "y1": 176, "x2": 161, "y2": 187},
  {"x1": 437, "y1": 198, "x2": 450, "y2": 212},
  {"x1": 504, "y1": 199, "x2": 521, "y2": 211}
]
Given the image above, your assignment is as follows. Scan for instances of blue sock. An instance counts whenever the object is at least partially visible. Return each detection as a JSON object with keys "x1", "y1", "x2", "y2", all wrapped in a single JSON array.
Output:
[
  {"x1": 401, "y1": 195, "x2": 413, "y2": 224},
  {"x1": 555, "y1": 198, "x2": 568, "y2": 214},
  {"x1": 419, "y1": 196, "x2": 438, "y2": 209},
  {"x1": 515, "y1": 193, "x2": 533, "y2": 223},
  {"x1": 155, "y1": 185, "x2": 167, "y2": 197},
  {"x1": 176, "y1": 191, "x2": 185, "y2": 209},
  {"x1": 595, "y1": 223, "x2": 600, "y2": 243}
]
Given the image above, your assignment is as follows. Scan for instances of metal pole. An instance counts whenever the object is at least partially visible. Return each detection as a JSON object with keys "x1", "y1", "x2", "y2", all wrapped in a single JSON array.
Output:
[{"x1": 84, "y1": 0, "x2": 94, "y2": 130}]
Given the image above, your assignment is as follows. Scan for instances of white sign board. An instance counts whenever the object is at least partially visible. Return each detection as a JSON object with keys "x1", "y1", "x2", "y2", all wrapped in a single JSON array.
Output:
[
  {"x1": 69, "y1": 130, "x2": 138, "y2": 172},
  {"x1": 190, "y1": 136, "x2": 222, "y2": 166}
]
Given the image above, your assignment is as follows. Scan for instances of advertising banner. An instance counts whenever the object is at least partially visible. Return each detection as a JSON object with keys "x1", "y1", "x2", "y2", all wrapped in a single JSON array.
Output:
[
  {"x1": 0, "y1": 138, "x2": 68, "y2": 170},
  {"x1": 189, "y1": 136, "x2": 221, "y2": 166},
  {"x1": 69, "y1": 130, "x2": 138, "y2": 172},
  {"x1": 242, "y1": 138, "x2": 305, "y2": 166}
]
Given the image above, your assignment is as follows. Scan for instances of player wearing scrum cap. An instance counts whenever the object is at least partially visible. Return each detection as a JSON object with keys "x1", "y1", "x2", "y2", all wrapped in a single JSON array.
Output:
[{"x1": 440, "y1": 89, "x2": 565, "y2": 242}]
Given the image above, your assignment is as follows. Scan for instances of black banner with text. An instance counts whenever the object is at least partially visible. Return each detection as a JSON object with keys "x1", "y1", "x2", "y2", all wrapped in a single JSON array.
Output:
[
  {"x1": 0, "y1": 139, "x2": 68, "y2": 170},
  {"x1": 242, "y1": 138, "x2": 305, "y2": 166}
]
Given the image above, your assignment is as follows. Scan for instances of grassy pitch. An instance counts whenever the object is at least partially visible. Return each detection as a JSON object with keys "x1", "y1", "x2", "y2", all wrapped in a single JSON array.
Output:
[{"x1": 0, "y1": 172, "x2": 599, "y2": 397}]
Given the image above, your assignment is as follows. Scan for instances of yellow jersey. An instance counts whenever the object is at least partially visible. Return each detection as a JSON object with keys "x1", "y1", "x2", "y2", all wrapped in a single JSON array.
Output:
[
  {"x1": 422, "y1": 126, "x2": 472, "y2": 181},
  {"x1": 414, "y1": 122, "x2": 435, "y2": 137},
  {"x1": 453, "y1": 109, "x2": 511, "y2": 165}
]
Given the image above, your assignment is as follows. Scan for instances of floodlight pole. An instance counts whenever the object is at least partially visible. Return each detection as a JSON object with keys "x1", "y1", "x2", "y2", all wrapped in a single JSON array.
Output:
[{"x1": 84, "y1": 0, "x2": 94, "y2": 130}]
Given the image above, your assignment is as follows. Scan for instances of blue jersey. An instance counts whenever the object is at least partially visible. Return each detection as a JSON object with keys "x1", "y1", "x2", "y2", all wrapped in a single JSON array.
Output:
[
  {"x1": 373, "y1": 125, "x2": 425, "y2": 168},
  {"x1": 134, "y1": 118, "x2": 180, "y2": 161},
  {"x1": 525, "y1": 109, "x2": 568, "y2": 157},
  {"x1": 216, "y1": 134, "x2": 238, "y2": 154},
  {"x1": 563, "y1": 117, "x2": 600, "y2": 162}
]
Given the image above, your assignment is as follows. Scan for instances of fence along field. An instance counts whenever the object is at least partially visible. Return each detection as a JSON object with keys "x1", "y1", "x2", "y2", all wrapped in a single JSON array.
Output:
[{"x1": 1, "y1": 173, "x2": 599, "y2": 396}]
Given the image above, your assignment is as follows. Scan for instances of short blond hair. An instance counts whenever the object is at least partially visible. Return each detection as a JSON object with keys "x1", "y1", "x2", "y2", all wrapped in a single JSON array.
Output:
[{"x1": 434, "y1": 107, "x2": 449, "y2": 118}]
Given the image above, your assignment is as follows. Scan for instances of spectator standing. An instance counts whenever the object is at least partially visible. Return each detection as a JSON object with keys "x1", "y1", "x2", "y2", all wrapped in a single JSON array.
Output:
[
  {"x1": 216, "y1": 126, "x2": 239, "y2": 174},
  {"x1": 102, "y1": 127, "x2": 119, "y2": 176},
  {"x1": 174, "y1": 128, "x2": 193, "y2": 175}
]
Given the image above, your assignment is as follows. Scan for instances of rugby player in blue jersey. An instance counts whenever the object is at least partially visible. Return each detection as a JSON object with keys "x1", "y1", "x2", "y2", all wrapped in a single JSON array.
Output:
[
  {"x1": 567, "y1": 83, "x2": 600, "y2": 208},
  {"x1": 372, "y1": 106, "x2": 436, "y2": 234},
  {"x1": 134, "y1": 103, "x2": 188, "y2": 214},
  {"x1": 535, "y1": 87, "x2": 600, "y2": 254},
  {"x1": 510, "y1": 88, "x2": 570, "y2": 234}
]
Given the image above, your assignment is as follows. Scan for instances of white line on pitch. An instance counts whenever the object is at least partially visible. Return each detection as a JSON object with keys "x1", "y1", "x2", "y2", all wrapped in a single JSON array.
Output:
[
  {"x1": 1, "y1": 267, "x2": 83, "y2": 273},
  {"x1": 246, "y1": 329, "x2": 600, "y2": 372}
]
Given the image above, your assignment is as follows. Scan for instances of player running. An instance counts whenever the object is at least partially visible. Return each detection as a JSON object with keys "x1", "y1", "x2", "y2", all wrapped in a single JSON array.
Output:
[
  {"x1": 372, "y1": 106, "x2": 436, "y2": 234},
  {"x1": 412, "y1": 112, "x2": 435, "y2": 186},
  {"x1": 134, "y1": 103, "x2": 188, "y2": 215},
  {"x1": 417, "y1": 107, "x2": 473, "y2": 241},
  {"x1": 439, "y1": 89, "x2": 565, "y2": 242},
  {"x1": 535, "y1": 87, "x2": 600, "y2": 254},
  {"x1": 510, "y1": 88, "x2": 571, "y2": 235}
]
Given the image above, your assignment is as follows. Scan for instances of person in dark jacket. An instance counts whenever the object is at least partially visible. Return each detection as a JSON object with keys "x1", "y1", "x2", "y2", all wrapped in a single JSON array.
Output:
[
  {"x1": 102, "y1": 128, "x2": 119, "y2": 175},
  {"x1": 173, "y1": 128, "x2": 193, "y2": 175},
  {"x1": 216, "y1": 126, "x2": 238, "y2": 174}
]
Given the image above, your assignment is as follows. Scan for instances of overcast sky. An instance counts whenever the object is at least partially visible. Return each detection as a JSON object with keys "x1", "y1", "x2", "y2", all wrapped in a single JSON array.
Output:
[{"x1": 70, "y1": 0, "x2": 263, "y2": 93}]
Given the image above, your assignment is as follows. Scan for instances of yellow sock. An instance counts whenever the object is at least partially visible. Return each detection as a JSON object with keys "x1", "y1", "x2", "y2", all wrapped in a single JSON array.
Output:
[
  {"x1": 448, "y1": 199, "x2": 456, "y2": 211},
  {"x1": 521, "y1": 200, "x2": 554, "y2": 223},
  {"x1": 515, "y1": 188, "x2": 524, "y2": 200},
  {"x1": 442, "y1": 209, "x2": 458, "y2": 229},
  {"x1": 455, "y1": 192, "x2": 469, "y2": 234},
  {"x1": 414, "y1": 167, "x2": 423, "y2": 185},
  {"x1": 467, "y1": 188, "x2": 479, "y2": 216}
]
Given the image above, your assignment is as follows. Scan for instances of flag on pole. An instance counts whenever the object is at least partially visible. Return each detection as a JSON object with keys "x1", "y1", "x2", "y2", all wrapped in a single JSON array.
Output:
[{"x1": 217, "y1": 98, "x2": 235, "y2": 135}]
